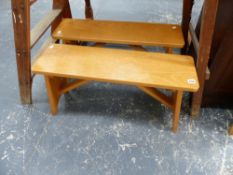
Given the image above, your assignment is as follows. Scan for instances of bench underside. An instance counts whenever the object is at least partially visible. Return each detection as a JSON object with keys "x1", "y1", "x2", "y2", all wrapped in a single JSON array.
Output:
[{"x1": 44, "y1": 75, "x2": 183, "y2": 132}]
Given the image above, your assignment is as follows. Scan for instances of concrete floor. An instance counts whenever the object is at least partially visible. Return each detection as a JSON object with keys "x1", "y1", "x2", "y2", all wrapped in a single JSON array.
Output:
[{"x1": 0, "y1": 0, "x2": 233, "y2": 175}]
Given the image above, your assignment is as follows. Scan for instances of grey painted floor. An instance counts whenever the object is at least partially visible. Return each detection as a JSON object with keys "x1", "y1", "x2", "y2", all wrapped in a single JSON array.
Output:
[{"x1": 0, "y1": 0, "x2": 233, "y2": 175}]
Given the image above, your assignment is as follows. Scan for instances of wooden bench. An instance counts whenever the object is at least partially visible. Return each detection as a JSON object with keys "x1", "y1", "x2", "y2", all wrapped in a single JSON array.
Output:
[
  {"x1": 52, "y1": 19, "x2": 185, "y2": 53},
  {"x1": 32, "y1": 44, "x2": 199, "y2": 132}
]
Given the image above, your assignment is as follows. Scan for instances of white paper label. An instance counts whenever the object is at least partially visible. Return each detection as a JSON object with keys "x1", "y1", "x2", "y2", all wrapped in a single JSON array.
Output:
[{"x1": 187, "y1": 79, "x2": 196, "y2": 85}]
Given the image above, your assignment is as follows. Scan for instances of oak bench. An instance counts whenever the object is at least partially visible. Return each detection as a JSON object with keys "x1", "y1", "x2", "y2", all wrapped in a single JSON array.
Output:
[
  {"x1": 52, "y1": 19, "x2": 185, "y2": 53},
  {"x1": 32, "y1": 44, "x2": 199, "y2": 132}
]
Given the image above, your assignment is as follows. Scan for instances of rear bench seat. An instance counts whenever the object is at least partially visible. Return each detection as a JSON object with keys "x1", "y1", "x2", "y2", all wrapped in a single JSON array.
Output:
[
  {"x1": 32, "y1": 44, "x2": 199, "y2": 132},
  {"x1": 52, "y1": 19, "x2": 185, "y2": 53}
]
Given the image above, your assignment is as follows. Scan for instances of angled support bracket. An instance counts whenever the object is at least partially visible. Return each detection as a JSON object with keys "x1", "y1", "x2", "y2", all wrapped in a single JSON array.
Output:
[{"x1": 138, "y1": 86, "x2": 183, "y2": 132}]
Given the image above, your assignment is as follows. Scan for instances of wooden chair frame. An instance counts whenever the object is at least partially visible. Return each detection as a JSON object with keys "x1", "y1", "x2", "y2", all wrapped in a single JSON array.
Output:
[{"x1": 11, "y1": 0, "x2": 231, "y2": 134}]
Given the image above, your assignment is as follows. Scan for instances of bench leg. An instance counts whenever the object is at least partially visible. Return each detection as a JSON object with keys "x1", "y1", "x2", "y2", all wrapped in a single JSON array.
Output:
[
  {"x1": 229, "y1": 123, "x2": 233, "y2": 135},
  {"x1": 165, "y1": 47, "x2": 173, "y2": 54},
  {"x1": 44, "y1": 76, "x2": 66, "y2": 115},
  {"x1": 172, "y1": 90, "x2": 183, "y2": 133}
]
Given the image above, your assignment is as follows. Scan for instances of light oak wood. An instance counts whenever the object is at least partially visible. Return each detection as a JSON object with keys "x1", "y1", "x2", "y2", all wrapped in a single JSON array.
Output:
[
  {"x1": 32, "y1": 44, "x2": 199, "y2": 132},
  {"x1": 32, "y1": 44, "x2": 199, "y2": 92},
  {"x1": 44, "y1": 76, "x2": 66, "y2": 115},
  {"x1": 53, "y1": 19, "x2": 185, "y2": 48},
  {"x1": 31, "y1": 9, "x2": 62, "y2": 48},
  {"x1": 172, "y1": 90, "x2": 183, "y2": 132}
]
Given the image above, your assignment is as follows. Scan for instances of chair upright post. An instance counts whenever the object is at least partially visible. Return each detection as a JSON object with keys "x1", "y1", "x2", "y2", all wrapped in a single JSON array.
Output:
[
  {"x1": 11, "y1": 0, "x2": 72, "y2": 104},
  {"x1": 11, "y1": 0, "x2": 31, "y2": 104},
  {"x1": 181, "y1": 0, "x2": 194, "y2": 54},
  {"x1": 191, "y1": 0, "x2": 219, "y2": 116},
  {"x1": 52, "y1": 0, "x2": 72, "y2": 32},
  {"x1": 85, "y1": 0, "x2": 94, "y2": 19}
]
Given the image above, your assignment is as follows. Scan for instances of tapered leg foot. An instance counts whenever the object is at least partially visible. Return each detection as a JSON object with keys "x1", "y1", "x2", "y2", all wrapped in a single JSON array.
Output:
[
  {"x1": 172, "y1": 91, "x2": 183, "y2": 133},
  {"x1": 44, "y1": 76, "x2": 66, "y2": 115}
]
